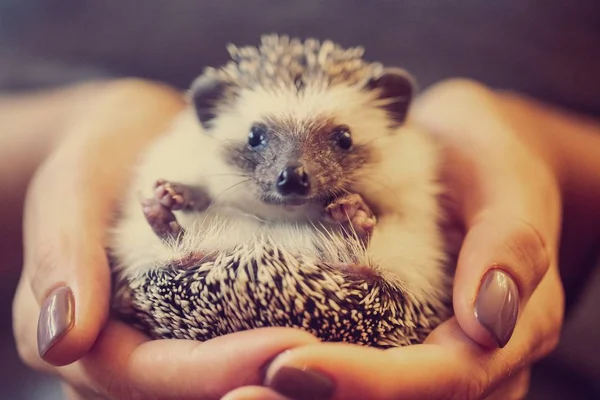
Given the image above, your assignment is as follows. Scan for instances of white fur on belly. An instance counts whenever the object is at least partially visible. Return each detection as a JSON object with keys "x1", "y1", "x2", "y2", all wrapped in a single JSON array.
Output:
[{"x1": 109, "y1": 94, "x2": 450, "y2": 308}]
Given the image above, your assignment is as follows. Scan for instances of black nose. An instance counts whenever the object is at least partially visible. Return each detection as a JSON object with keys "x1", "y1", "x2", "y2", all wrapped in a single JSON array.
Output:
[{"x1": 276, "y1": 165, "x2": 310, "y2": 196}]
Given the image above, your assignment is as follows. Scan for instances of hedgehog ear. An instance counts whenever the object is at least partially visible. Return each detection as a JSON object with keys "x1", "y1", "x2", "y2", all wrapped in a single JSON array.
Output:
[
  {"x1": 189, "y1": 74, "x2": 229, "y2": 129},
  {"x1": 365, "y1": 68, "x2": 417, "y2": 126}
]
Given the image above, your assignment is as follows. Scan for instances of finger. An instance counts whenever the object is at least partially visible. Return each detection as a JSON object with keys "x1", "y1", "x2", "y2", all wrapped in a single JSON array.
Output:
[
  {"x1": 483, "y1": 368, "x2": 530, "y2": 400},
  {"x1": 265, "y1": 343, "x2": 472, "y2": 400},
  {"x1": 12, "y1": 263, "x2": 109, "y2": 393},
  {"x1": 21, "y1": 177, "x2": 112, "y2": 367},
  {"x1": 12, "y1": 272, "x2": 58, "y2": 375},
  {"x1": 447, "y1": 125, "x2": 561, "y2": 349},
  {"x1": 63, "y1": 383, "x2": 106, "y2": 400},
  {"x1": 18, "y1": 80, "x2": 185, "y2": 367},
  {"x1": 263, "y1": 343, "x2": 528, "y2": 400},
  {"x1": 79, "y1": 322, "x2": 319, "y2": 400},
  {"x1": 17, "y1": 245, "x2": 321, "y2": 400},
  {"x1": 262, "y1": 263, "x2": 563, "y2": 400},
  {"x1": 429, "y1": 266, "x2": 562, "y2": 382},
  {"x1": 222, "y1": 386, "x2": 291, "y2": 400},
  {"x1": 412, "y1": 80, "x2": 561, "y2": 348},
  {"x1": 13, "y1": 269, "x2": 114, "y2": 397},
  {"x1": 452, "y1": 213, "x2": 552, "y2": 348}
]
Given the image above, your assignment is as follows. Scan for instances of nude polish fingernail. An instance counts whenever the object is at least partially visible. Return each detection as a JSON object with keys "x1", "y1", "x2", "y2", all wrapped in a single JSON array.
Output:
[
  {"x1": 266, "y1": 366, "x2": 335, "y2": 400},
  {"x1": 474, "y1": 269, "x2": 519, "y2": 348},
  {"x1": 37, "y1": 286, "x2": 75, "y2": 358}
]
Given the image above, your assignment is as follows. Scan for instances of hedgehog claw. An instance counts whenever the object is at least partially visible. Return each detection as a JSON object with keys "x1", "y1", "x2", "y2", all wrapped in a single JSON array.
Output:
[
  {"x1": 325, "y1": 193, "x2": 377, "y2": 239},
  {"x1": 141, "y1": 198, "x2": 184, "y2": 241},
  {"x1": 154, "y1": 181, "x2": 191, "y2": 211},
  {"x1": 143, "y1": 180, "x2": 211, "y2": 242},
  {"x1": 153, "y1": 180, "x2": 211, "y2": 212}
]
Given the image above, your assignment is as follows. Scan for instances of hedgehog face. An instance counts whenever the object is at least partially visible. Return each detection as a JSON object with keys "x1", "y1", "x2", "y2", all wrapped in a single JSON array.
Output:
[
  {"x1": 192, "y1": 82, "x2": 409, "y2": 220},
  {"x1": 187, "y1": 35, "x2": 417, "y2": 219},
  {"x1": 220, "y1": 113, "x2": 374, "y2": 207}
]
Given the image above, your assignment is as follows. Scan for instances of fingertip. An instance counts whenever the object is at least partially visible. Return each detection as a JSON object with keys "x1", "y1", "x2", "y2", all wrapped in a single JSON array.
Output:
[
  {"x1": 37, "y1": 285, "x2": 76, "y2": 365},
  {"x1": 263, "y1": 343, "x2": 393, "y2": 400},
  {"x1": 262, "y1": 342, "x2": 473, "y2": 400},
  {"x1": 35, "y1": 246, "x2": 112, "y2": 366},
  {"x1": 37, "y1": 283, "x2": 110, "y2": 366},
  {"x1": 451, "y1": 214, "x2": 551, "y2": 350},
  {"x1": 453, "y1": 266, "x2": 521, "y2": 350},
  {"x1": 263, "y1": 345, "x2": 340, "y2": 400},
  {"x1": 473, "y1": 268, "x2": 520, "y2": 348},
  {"x1": 222, "y1": 386, "x2": 291, "y2": 400},
  {"x1": 117, "y1": 327, "x2": 319, "y2": 399}
]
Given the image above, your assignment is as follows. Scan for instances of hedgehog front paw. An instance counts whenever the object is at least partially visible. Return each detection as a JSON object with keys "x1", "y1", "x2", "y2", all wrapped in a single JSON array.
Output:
[
  {"x1": 325, "y1": 193, "x2": 377, "y2": 238},
  {"x1": 141, "y1": 198, "x2": 183, "y2": 241},
  {"x1": 153, "y1": 179, "x2": 211, "y2": 212},
  {"x1": 154, "y1": 180, "x2": 192, "y2": 211}
]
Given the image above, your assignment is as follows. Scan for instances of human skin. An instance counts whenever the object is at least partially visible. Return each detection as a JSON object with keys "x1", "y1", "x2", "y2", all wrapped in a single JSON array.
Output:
[
  {"x1": 6, "y1": 80, "x2": 320, "y2": 400},
  {"x1": 244, "y1": 81, "x2": 600, "y2": 400},
  {"x1": 3, "y1": 78, "x2": 600, "y2": 399}
]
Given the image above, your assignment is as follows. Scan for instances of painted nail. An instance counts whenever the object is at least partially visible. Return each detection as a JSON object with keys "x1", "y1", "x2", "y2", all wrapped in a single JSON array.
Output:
[
  {"x1": 267, "y1": 366, "x2": 335, "y2": 400},
  {"x1": 37, "y1": 286, "x2": 75, "y2": 358},
  {"x1": 474, "y1": 269, "x2": 520, "y2": 348}
]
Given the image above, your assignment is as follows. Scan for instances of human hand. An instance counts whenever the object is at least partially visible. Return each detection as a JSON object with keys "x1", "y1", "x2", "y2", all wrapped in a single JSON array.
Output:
[
  {"x1": 224, "y1": 79, "x2": 566, "y2": 400},
  {"x1": 11, "y1": 79, "x2": 319, "y2": 400}
]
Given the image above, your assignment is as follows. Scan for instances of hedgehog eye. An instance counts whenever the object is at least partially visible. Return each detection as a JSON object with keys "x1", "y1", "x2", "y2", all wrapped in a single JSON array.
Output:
[
  {"x1": 248, "y1": 123, "x2": 267, "y2": 147},
  {"x1": 331, "y1": 126, "x2": 352, "y2": 150}
]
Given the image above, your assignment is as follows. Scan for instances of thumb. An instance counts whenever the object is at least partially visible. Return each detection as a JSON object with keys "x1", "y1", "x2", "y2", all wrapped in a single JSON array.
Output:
[
  {"x1": 409, "y1": 79, "x2": 562, "y2": 349},
  {"x1": 446, "y1": 144, "x2": 560, "y2": 349},
  {"x1": 452, "y1": 213, "x2": 552, "y2": 348},
  {"x1": 17, "y1": 79, "x2": 185, "y2": 367},
  {"x1": 446, "y1": 141, "x2": 561, "y2": 349},
  {"x1": 23, "y1": 163, "x2": 111, "y2": 367}
]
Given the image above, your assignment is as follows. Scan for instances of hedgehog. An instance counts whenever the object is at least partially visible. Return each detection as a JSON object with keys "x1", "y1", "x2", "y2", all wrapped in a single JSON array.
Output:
[{"x1": 108, "y1": 34, "x2": 455, "y2": 348}]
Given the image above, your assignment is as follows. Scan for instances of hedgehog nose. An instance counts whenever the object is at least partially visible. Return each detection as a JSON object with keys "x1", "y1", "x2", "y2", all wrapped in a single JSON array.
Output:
[{"x1": 276, "y1": 164, "x2": 310, "y2": 196}]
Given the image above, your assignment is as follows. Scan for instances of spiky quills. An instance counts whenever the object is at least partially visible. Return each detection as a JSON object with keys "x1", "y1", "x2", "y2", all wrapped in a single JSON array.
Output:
[
  {"x1": 111, "y1": 237, "x2": 452, "y2": 348},
  {"x1": 197, "y1": 34, "x2": 386, "y2": 94},
  {"x1": 111, "y1": 34, "x2": 448, "y2": 347}
]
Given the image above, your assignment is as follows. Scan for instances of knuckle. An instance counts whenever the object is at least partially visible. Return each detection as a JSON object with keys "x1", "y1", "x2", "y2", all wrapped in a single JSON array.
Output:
[
  {"x1": 483, "y1": 370, "x2": 531, "y2": 400},
  {"x1": 542, "y1": 329, "x2": 561, "y2": 357},
  {"x1": 538, "y1": 289, "x2": 564, "y2": 356},
  {"x1": 428, "y1": 78, "x2": 490, "y2": 98},
  {"x1": 65, "y1": 363, "x2": 139, "y2": 400},
  {"x1": 445, "y1": 363, "x2": 490, "y2": 400},
  {"x1": 548, "y1": 331, "x2": 561, "y2": 353},
  {"x1": 64, "y1": 382, "x2": 107, "y2": 400},
  {"x1": 451, "y1": 377, "x2": 488, "y2": 400},
  {"x1": 103, "y1": 379, "x2": 155, "y2": 400},
  {"x1": 98, "y1": 78, "x2": 183, "y2": 110},
  {"x1": 28, "y1": 239, "x2": 61, "y2": 298},
  {"x1": 413, "y1": 77, "x2": 502, "y2": 140},
  {"x1": 506, "y1": 220, "x2": 550, "y2": 294},
  {"x1": 421, "y1": 78, "x2": 495, "y2": 111}
]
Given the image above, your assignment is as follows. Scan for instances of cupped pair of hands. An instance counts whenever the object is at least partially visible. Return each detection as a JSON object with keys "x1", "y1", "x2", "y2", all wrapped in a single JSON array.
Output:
[{"x1": 13, "y1": 78, "x2": 566, "y2": 400}]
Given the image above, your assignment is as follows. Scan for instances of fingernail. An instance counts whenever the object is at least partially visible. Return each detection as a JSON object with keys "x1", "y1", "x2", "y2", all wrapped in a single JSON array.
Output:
[
  {"x1": 37, "y1": 286, "x2": 75, "y2": 358},
  {"x1": 259, "y1": 355, "x2": 281, "y2": 381},
  {"x1": 474, "y1": 269, "x2": 519, "y2": 348},
  {"x1": 266, "y1": 366, "x2": 335, "y2": 400}
]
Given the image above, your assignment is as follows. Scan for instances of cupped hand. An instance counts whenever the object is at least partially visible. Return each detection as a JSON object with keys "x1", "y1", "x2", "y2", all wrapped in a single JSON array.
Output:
[
  {"x1": 226, "y1": 79, "x2": 566, "y2": 400},
  {"x1": 11, "y1": 79, "x2": 319, "y2": 400}
]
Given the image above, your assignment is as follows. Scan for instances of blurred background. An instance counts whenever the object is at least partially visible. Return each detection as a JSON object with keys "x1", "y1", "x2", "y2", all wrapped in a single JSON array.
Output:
[{"x1": 1, "y1": 1, "x2": 600, "y2": 399}]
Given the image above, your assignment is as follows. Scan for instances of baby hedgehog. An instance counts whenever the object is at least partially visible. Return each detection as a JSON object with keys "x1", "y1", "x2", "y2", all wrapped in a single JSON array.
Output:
[{"x1": 109, "y1": 34, "x2": 454, "y2": 348}]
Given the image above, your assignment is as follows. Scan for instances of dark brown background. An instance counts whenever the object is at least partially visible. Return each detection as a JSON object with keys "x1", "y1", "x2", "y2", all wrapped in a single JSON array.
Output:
[{"x1": 1, "y1": 1, "x2": 599, "y2": 399}]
